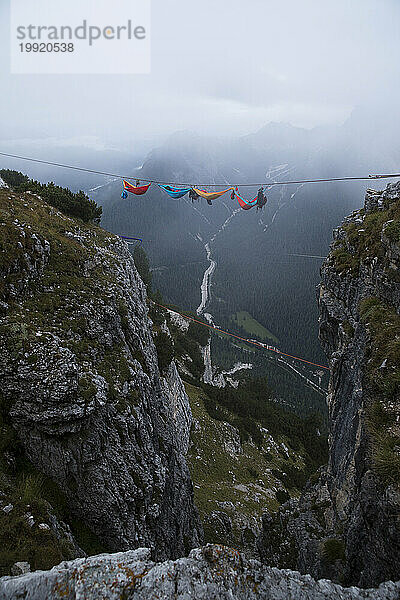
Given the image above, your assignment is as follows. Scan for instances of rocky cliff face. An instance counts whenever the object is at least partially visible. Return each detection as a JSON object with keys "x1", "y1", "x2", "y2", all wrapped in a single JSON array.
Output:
[
  {"x1": 259, "y1": 182, "x2": 400, "y2": 587},
  {"x1": 2, "y1": 544, "x2": 400, "y2": 600},
  {"x1": 0, "y1": 189, "x2": 201, "y2": 563}
]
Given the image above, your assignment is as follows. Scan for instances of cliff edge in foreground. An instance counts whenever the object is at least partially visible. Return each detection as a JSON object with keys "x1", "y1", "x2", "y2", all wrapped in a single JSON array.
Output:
[{"x1": 1, "y1": 544, "x2": 399, "y2": 600}]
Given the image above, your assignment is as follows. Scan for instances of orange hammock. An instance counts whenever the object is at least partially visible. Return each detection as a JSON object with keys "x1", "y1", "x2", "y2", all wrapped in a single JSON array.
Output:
[{"x1": 192, "y1": 187, "x2": 233, "y2": 201}]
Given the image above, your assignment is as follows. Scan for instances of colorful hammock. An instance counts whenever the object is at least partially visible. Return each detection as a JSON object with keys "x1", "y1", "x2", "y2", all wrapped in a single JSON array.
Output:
[
  {"x1": 193, "y1": 187, "x2": 233, "y2": 201},
  {"x1": 234, "y1": 191, "x2": 258, "y2": 210},
  {"x1": 123, "y1": 180, "x2": 151, "y2": 195},
  {"x1": 158, "y1": 184, "x2": 192, "y2": 199}
]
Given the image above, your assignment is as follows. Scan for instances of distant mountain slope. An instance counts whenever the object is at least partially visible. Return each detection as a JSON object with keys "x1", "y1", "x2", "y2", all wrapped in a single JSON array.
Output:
[
  {"x1": 146, "y1": 299, "x2": 327, "y2": 559},
  {"x1": 184, "y1": 379, "x2": 327, "y2": 558},
  {"x1": 95, "y1": 117, "x2": 379, "y2": 411}
]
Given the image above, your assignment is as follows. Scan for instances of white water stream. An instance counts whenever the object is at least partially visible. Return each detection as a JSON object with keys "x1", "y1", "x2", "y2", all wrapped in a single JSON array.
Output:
[
  {"x1": 195, "y1": 208, "x2": 243, "y2": 385},
  {"x1": 192, "y1": 170, "x2": 325, "y2": 392},
  {"x1": 196, "y1": 244, "x2": 216, "y2": 316}
]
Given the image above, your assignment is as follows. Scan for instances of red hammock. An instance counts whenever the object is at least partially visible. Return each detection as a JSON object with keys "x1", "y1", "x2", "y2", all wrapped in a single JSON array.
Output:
[
  {"x1": 234, "y1": 191, "x2": 258, "y2": 210},
  {"x1": 123, "y1": 180, "x2": 151, "y2": 195}
]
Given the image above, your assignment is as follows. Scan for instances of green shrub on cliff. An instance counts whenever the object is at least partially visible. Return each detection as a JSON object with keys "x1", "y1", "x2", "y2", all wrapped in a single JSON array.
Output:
[
  {"x1": 133, "y1": 245, "x2": 152, "y2": 292},
  {"x1": 359, "y1": 297, "x2": 400, "y2": 399},
  {"x1": 332, "y1": 249, "x2": 359, "y2": 275},
  {"x1": 371, "y1": 432, "x2": 400, "y2": 485},
  {"x1": 384, "y1": 220, "x2": 400, "y2": 244},
  {"x1": 360, "y1": 297, "x2": 400, "y2": 486},
  {"x1": 0, "y1": 169, "x2": 102, "y2": 223},
  {"x1": 332, "y1": 196, "x2": 400, "y2": 277},
  {"x1": 154, "y1": 331, "x2": 174, "y2": 372},
  {"x1": 321, "y1": 538, "x2": 346, "y2": 563},
  {"x1": 0, "y1": 169, "x2": 29, "y2": 188}
]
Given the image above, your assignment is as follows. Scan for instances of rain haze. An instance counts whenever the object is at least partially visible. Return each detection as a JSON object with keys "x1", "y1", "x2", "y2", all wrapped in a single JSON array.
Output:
[
  {"x1": 2, "y1": 0, "x2": 400, "y2": 591},
  {"x1": 1, "y1": 0, "x2": 400, "y2": 152}
]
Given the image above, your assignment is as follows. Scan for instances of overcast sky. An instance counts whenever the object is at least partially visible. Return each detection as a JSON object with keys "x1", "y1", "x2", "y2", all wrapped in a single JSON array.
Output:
[{"x1": 0, "y1": 0, "x2": 399, "y2": 150}]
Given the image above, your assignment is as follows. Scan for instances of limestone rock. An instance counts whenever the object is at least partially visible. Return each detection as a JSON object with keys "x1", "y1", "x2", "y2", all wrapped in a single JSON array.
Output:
[
  {"x1": 10, "y1": 562, "x2": 30, "y2": 576},
  {"x1": 1, "y1": 545, "x2": 399, "y2": 600}
]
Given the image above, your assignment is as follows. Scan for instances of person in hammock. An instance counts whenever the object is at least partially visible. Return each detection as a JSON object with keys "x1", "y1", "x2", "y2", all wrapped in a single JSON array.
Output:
[
  {"x1": 189, "y1": 189, "x2": 200, "y2": 203},
  {"x1": 257, "y1": 187, "x2": 268, "y2": 210}
]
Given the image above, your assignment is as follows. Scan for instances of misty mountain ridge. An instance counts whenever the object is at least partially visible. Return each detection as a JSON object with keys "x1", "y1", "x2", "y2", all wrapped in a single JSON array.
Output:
[
  {"x1": 1, "y1": 107, "x2": 399, "y2": 415},
  {"x1": 1, "y1": 104, "x2": 399, "y2": 191},
  {"x1": 135, "y1": 106, "x2": 400, "y2": 186}
]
